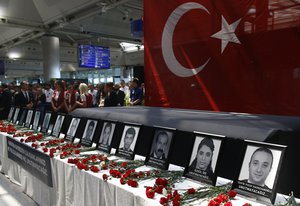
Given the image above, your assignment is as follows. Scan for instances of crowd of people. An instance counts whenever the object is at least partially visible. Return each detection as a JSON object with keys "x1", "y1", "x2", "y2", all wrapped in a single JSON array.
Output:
[{"x1": 0, "y1": 78, "x2": 145, "y2": 120}]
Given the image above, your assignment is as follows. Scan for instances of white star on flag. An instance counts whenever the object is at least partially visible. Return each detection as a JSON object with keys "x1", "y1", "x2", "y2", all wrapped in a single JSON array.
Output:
[{"x1": 211, "y1": 16, "x2": 242, "y2": 53}]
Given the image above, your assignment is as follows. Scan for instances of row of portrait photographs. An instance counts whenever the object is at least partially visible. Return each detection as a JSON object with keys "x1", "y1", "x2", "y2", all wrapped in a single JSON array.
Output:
[{"x1": 6, "y1": 107, "x2": 287, "y2": 204}]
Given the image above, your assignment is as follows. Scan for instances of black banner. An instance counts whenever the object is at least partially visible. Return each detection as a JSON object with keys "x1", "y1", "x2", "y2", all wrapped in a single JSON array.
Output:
[{"x1": 7, "y1": 137, "x2": 53, "y2": 187}]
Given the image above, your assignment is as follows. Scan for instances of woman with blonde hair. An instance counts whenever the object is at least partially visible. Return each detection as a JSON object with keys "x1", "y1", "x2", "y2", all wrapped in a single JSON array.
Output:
[{"x1": 69, "y1": 83, "x2": 93, "y2": 112}]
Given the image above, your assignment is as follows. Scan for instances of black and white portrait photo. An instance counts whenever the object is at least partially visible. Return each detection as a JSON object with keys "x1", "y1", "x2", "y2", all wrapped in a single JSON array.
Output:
[
  {"x1": 18, "y1": 109, "x2": 27, "y2": 125},
  {"x1": 52, "y1": 115, "x2": 65, "y2": 137},
  {"x1": 32, "y1": 111, "x2": 41, "y2": 130},
  {"x1": 12, "y1": 107, "x2": 20, "y2": 123},
  {"x1": 117, "y1": 125, "x2": 140, "y2": 159},
  {"x1": 66, "y1": 118, "x2": 80, "y2": 138},
  {"x1": 184, "y1": 134, "x2": 223, "y2": 185},
  {"x1": 81, "y1": 120, "x2": 97, "y2": 146},
  {"x1": 42, "y1": 112, "x2": 51, "y2": 131},
  {"x1": 8, "y1": 107, "x2": 14, "y2": 121},
  {"x1": 146, "y1": 128, "x2": 174, "y2": 170},
  {"x1": 97, "y1": 121, "x2": 116, "y2": 152},
  {"x1": 234, "y1": 141, "x2": 286, "y2": 204},
  {"x1": 25, "y1": 110, "x2": 33, "y2": 127}
]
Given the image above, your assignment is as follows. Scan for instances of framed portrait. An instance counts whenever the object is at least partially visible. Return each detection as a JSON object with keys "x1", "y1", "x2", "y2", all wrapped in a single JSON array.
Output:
[
  {"x1": 183, "y1": 132, "x2": 225, "y2": 186},
  {"x1": 80, "y1": 119, "x2": 98, "y2": 147},
  {"x1": 32, "y1": 110, "x2": 41, "y2": 130},
  {"x1": 18, "y1": 109, "x2": 28, "y2": 126},
  {"x1": 25, "y1": 109, "x2": 34, "y2": 128},
  {"x1": 232, "y1": 140, "x2": 286, "y2": 204},
  {"x1": 51, "y1": 114, "x2": 65, "y2": 137},
  {"x1": 41, "y1": 112, "x2": 52, "y2": 133},
  {"x1": 97, "y1": 121, "x2": 116, "y2": 153},
  {"x1": 116, "y1": 123, "x2": 141, "y2": 160},
  {"x1": 12, "y1": 107, "x2": 20, "y2": 124},
  {"x1": 145, "y1": 127, "x2": 175, "y2": 170},
  {"x1": 7, "y1": 107, "x2": 15, "y2": 122},
  {"x1": 65, "y1": 117, "x2": 81, "y2": 142}
]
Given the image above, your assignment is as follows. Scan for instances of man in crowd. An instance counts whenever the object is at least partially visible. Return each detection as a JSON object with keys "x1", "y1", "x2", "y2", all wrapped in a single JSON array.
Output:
[
  {"x1": 114, "y1": 83, "x2": 125, "y2": 106},
  {"x1": 104, "y1": 82, "x2": 118, "y2": 107},
  {"x1": 129, "y1": 78, "x2": 143, "y2": 106},
  {"x1": 14, "y1": 81, "x2": 33, "y2": 108}
]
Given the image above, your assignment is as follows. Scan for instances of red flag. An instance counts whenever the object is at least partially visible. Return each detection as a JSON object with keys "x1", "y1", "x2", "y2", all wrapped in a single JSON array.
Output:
[{"x1": 144, "y1": 0, "x2": 300, "y2": 115}]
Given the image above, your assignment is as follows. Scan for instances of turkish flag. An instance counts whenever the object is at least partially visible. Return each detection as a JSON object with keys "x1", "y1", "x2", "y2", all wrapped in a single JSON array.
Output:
[{"x1": 144, "y1": 0, "x2": 300, "y2": 115}]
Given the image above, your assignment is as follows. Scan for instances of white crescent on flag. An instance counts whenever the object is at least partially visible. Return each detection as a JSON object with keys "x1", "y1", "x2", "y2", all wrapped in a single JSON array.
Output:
[{"x1": 161, "y1": 2, "x2": 211, "y2": 78}]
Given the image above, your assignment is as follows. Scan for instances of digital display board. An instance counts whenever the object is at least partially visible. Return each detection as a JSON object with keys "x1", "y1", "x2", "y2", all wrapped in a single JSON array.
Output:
[{"x1": 79, "y1": 45, "x2": 110, "y2": 69}]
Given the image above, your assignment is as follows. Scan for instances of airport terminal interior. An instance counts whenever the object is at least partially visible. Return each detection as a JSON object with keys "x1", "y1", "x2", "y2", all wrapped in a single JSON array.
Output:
[{"x1": 0, "y1": 0, "x2": 300, "y2": 206}]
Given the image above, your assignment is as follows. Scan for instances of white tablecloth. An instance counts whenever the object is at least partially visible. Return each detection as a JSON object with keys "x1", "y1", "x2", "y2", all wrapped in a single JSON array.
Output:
[{"x1": 0, "y1": 131, "x2": 294, "y2": 206}]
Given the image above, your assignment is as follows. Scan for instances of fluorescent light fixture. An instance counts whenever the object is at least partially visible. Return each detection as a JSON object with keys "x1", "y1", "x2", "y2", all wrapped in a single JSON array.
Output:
[
  {"x1": 8, "y1": 52, "x2": 21, "y2": 59},
  {"x1": 120, "y1": 42, "x2": 144, "y2": 53}
]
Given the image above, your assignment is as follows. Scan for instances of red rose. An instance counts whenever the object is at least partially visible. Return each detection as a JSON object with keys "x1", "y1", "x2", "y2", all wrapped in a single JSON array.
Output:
[
  {"x1": 227, "y1": 190, "x2": 237, "y2": 198},
  {"x1": 43, "y1": 148, "x2": 48, "y2": 153},
  {"x1": 224, "y1": 202, "x2": 232, "y2": 206},
  {"x1": 102, "y1": 174, "x2": 108, "y2": 181},
  {"x1": 49, "y1": 153, "x2": 54, "y2": 158},
  {"x1": 159, "y1": 197, "x2": 168, "y2": 205},
  {"x1": 242, "y1": 204, "x2": 252, "y2": 206},
  {"x1": 75, "y1": 150, "x2": 80, "y2": 154},
  {"x1": 40, "y1": 143, "x2": 45, "y2": 146},
  {"x1": 60, "y1": 139, "x2": 64, "y2": 143},
  {"x1": 146, "y1": 189, "x2": 155, "y2": 199},
  {"x1": 122, "y1": 162, "x2": 127, "y2": 167},
  {"x1": 91, "y1": 154, "x2": 97, "y2": 160},
  {"x1": 187, "y1": 188, "x2": 196, "y2": 194}
]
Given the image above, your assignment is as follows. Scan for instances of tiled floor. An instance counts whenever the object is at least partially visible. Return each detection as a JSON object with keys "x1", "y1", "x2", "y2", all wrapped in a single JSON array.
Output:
[{"x1": 0, "y1": 173, "x2": 37, "y2": 206}]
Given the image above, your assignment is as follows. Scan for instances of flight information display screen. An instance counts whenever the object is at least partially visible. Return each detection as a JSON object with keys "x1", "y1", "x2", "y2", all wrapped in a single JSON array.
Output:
[{"x1": 78, "y1": 45, "x2": 110, "y2": 69}]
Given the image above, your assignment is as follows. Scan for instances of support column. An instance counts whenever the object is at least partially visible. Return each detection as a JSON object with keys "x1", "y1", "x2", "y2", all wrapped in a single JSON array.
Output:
[{"x1": 42, "y1": 35, "x2": 60, "y2": 82}]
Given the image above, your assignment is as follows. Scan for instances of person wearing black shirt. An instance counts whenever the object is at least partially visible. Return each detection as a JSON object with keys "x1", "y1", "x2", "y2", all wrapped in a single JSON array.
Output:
[
  {"x1": 114, "y1": 84, "x2": 125, "y2": 106},
  {"x1": 104, "y1": 82, "x2": 118, "y2": 107},
  {"x1": 14, "y1": 81, "x2": 33, "y2": 108}
]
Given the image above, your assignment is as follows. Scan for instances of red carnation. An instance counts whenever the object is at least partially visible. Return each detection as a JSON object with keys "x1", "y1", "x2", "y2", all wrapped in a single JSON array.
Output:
[
  {"x1": 120, "y1": 178, "x2": 126, "y2": 185},
  {"x1": 90, "y1": 165, "x2": 99, "y2": 173},
  {"x1": 102, "y1": 174, "x2": 108, "y2": 181},
  {"x1": 122, "y1": 162, "x2": 127, "y2": 167},
  {"x1": 130, "y1": 180, "x2": 138, "y2": 188},
  {"x1": 187, "y1": 188, "x2": 196, "y2": 194},
  {"x1": 146, "y1": 189, "x2": 155, "y2": 199},
  {"x1": 159, "y1": 197, "x2": 168, "y2": 205},
  {"x1": 214, "y1": 197, "x2": 222, "y2": 204},
  {"x1": 40, "y1": 143, "x2": 45, "y2": 146},
  {"x1": 218, "y1": 194, "x2": 228, "y2": 203},
  {"x1": 242, "y1": 204, "x2": 252, "y2": 206},
  {"x1": 43, "y1": 148, "x2": 48, "y2": 153},
  {"x1": 74, "y1": 150, "x2": 80, "y2": 154},
  {"x1": 227, "y1": 190, "x2": 237, "y2": 198},
  {"x1": 156, "y1": 185, "x2": 164, "y2": 194},
  {"x1": 208, "y1": 200, "x2": 220, "y2": 206},
  {"x1": 224, "y1": 202, "x2": 232, "y2": 206},
  {"x1": 49, "y1": 153, "x2": 54, "y2": 158}
]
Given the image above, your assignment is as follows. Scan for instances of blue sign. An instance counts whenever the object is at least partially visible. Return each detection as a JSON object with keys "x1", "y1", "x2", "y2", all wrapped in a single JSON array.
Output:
[{"x1": 79, "y1": 45, "x2": 110, "y2": 69}]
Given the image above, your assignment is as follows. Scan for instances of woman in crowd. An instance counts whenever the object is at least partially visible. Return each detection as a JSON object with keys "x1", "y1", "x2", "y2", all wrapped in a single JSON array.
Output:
[
  {"x1": 64, "y1": 84, "x2": 79, "y2": 113},
  {"x1": 69, "y1": 83, "x2": 93, "y2": 112},
  {"x1": 51, "y1": 81, "x2": 65, "y2": 112}
]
